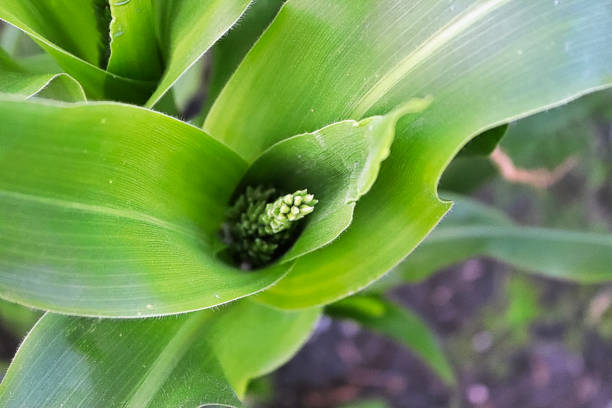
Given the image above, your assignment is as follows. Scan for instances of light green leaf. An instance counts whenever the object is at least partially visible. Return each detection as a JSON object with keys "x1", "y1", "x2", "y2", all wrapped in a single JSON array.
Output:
[
  {"x1": 194, "y1": 0, "x2": 285, "y2": 125},
  {"x1": 0, "y1": 0, "x2": 253, "y2": 104},
  {"x1": 326, "y1": 294, "x2": 455, "y2": 386},
  {"x1": 0, "y1": 0, "x2": 109, "y2": 66},
  {"x1": 394, "y1": 194, "x2": 612, "y2": 284},
  {"x1": 0, "y1": 97, "x2": 289, "y2": 317},
  {"x1": 0, "y1": 47, "x2": 85, "y2": 101},
  {"x1": 145, "y1": 0, "x2": 253, "y2": 107},
  {"x1": 0, "y1": 313, "x2": 235, "y2": 408},
  {"x1": 204, "y1": 0, "x2": 612, "y2": 309},
  {"x1": 107, "y1": 0, "x2": 163, "y2": 81},
  {"x1": 0, "y1": 2, "x2": 154, "y2": 103},
  {"x1": 0, "y1": 300, "x2": 318, "y2": 407},
  {"x1": 208, "y1": 300, "x2": 320, "y2": 397},
  {"x1": 241, "y1": 100, "x2": 430, "y2": 262}
]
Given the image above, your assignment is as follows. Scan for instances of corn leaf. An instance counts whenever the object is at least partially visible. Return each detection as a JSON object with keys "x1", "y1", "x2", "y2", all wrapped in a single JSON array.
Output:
[
  {"x1": 326, "y1": 294, "x2": 455, "y2": 386},
  {"x1": 0, "y1": 0, "x2": 252, "y2": 105},
  {"x1": 0, "y1": 47, "x2": 85, "y2": 101},
  {"x1": 0, "y1": 300, "x2": 319, "y2": 407},
  {"x1": 241, "y1": 100, "x2": 430, "y2": 262},
  {"x1": 0, "y1": 98, "x2": 290, "y2": 317},
  {"x1": 393, "y1": 195, "x2": 612, "y2": 284},
  {"x1": 144, "y1": 0, "x2": 253, "y2": 107},
  {"x1": 194, "y1": 0, "x2": 285, "y2": 125},
  {"x1": 107, "y1": 0, "x2": 162, "y2": 81},
  {"x1": 202, "y1": 0, "x2": 612, "y2": 309},
  {"x1": 0, "y1": 0, "x2": 153, "y2": 103}
]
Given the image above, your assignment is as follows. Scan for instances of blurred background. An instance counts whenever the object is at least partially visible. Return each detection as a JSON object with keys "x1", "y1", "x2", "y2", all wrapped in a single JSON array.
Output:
[{"x1": 2, "y1": 17, "x2": 612, "y2": 408}]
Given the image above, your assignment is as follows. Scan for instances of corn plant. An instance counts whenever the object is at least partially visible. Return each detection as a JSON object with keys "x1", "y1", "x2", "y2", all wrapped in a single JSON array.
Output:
[{"x1": 0, "y1": 0, "x2": 611, "y2": 406}]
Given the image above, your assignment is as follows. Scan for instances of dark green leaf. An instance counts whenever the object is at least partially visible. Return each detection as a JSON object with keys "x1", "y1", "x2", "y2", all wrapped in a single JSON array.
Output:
[
  {"x1": 327, "y1": 294, "x2": 455, "y2": 386},
  {"x1": 458, "y1": 124, "x2": 509, "y2": 156},
  {"x1": 394, "y1": 195, "x2": 612, "y2": 283}
]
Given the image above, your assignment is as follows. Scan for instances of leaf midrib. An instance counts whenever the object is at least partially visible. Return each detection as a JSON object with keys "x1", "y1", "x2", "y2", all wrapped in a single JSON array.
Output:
[
  {"x1": 0, "y1": 189, "x2": 203, "y2": 243},
  {"x1": 349, "y1": 0, "x2": 512, "y2": 118},
  {"x1": 123, "y1": 313, "x2": 214, "y2": 408},
  {"x1": 427, "y1": 225, "x2": 612, "y2": 246}
]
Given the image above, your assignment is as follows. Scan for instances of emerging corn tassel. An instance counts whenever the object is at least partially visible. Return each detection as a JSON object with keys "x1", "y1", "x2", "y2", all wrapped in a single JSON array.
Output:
[{"x1": 224, "y1": 186, "x2": 318, "y2": 268}]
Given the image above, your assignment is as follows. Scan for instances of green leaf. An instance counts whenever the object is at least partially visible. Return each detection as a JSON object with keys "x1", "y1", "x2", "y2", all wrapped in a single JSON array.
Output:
[
  {"x1": 326, "y1": 294, "x2": 455, "y2": 386},
  {"x1": 458, "y1": 124, "x2": 509, "y2": 157},
  {"x1": 393, "y1": 194, "x2": 612, "y2": 283},
  {"x1": 0, "y1": 0, "x2": 109, "y2": 66},
  {"x1": 0, "y1": 300, "x2": 318, "y2": 407},
  {"x1": 0, "y1": 0, "x2": 252, "y2": 103},
  {"x1": 107, "y1": 0, "x2": 163, "y2": 81},
  {"x1": 204, "y1": 0, "x2": 612, "y2": 309},
  {"x1": 241, "y1": 100, "x2": 430, "y2": 262},
  {"x1": 194, "y1": 0, "x2": 285, "y2": 125},
  {"x1": 207, "y1": 300, "x2": 320, "y2": 397},
  {"x1": 0, "y1": 2, "x2": 154, "y2": 103},
  {"x1": 144, "y1": 0, "x2": 253, "y2": 107},
  {"x1": 438, "y1": 155, "x2": 497, "y2": 194},
  {"x1": 0, "y1": 47, "x2": 85, "y2": 101},
  {"x1": 0, "y1": 97, "x2": 290, "y2": 317}
]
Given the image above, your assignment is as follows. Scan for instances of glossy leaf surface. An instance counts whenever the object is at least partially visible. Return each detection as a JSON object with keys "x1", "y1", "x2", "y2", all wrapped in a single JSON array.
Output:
[
  {"x1": 203, "y1": 0, "x2": 612, "y2": 309},
  {"x1": 0, "y1": 98, "x2": 289, "y2": 317},
  {"x1": 0, "y1": 301, "x2": 319, "y2": 407},
  {"x1": 327, "y1": 294, "x2": 455, "y2": 386}
]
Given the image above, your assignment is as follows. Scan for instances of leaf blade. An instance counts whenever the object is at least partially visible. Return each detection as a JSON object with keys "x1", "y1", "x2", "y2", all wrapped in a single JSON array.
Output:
[
  {"x1": 107, "y1": 0, "x2": 163, "y2": 80},
  {"x1": 145, "y1": 0, "x2": 253, "y2": 107},
  {"x1": 240, "y1": 100, "x2": 429, "y2": 262},
  {"x1": 203, "y1": 0, "x2": 612, "y2": 309},
  {"x1": 0, "y1": 98, "x2": 288, "y2": 317},
  {"x1": 326, "y1": 295, "x2": 455, "y2": 386},
  {"x1": 0, "y1": 301, "x2": 319, "y2": 407},
  {"x1": 394, "y1": 195, "x2": 612, "y2": 284},
  {"x1": 0, "y1": 47, "x2": 85, "y2": 101},
  {"x1": 0, "y1": 0, "x2": 157, "y2": 103}
]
